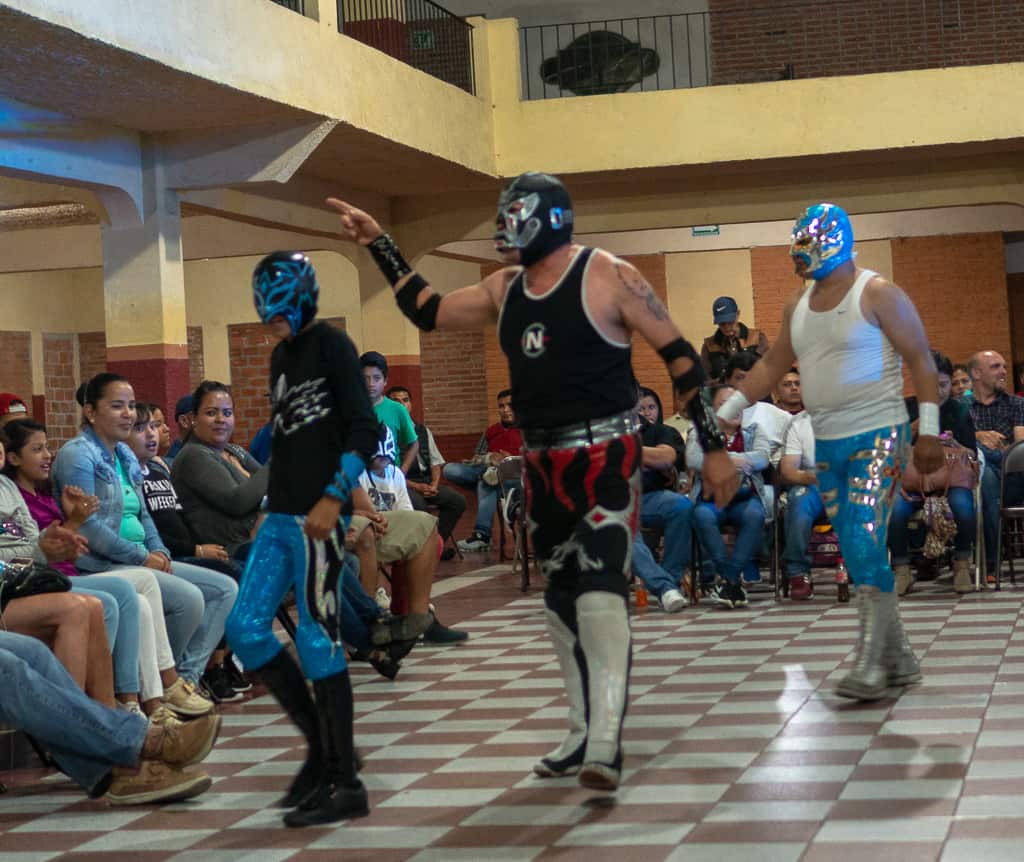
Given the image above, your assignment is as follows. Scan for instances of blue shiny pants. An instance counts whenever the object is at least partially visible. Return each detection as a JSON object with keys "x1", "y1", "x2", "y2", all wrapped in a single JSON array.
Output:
[
  {"x1": 226, "y1": 512, "x2": 348, "y2": 681},
  {"x1": 815, "y1": 424, "x2": 910, "y2": 593}
]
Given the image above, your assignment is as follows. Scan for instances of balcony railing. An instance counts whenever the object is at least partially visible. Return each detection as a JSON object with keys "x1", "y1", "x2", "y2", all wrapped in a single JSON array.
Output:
[
  {"x1": 521, "y1": 0, "x2": 1024, "y2": 100},
  {"x1": 270, "y1": 0, "x2": 305, "y2": 13},
  {"x1": 338, "y1": 0, "x2": 475, "y2": 94}
]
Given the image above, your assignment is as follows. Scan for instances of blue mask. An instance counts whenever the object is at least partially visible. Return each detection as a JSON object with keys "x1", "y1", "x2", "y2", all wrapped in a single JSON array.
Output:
[
  {"x1": 790, "y1": 203, "x2": 854, "y2": 280},
  {"x1": 252, "y1": 251, "x2": 319, "y2": 336}
]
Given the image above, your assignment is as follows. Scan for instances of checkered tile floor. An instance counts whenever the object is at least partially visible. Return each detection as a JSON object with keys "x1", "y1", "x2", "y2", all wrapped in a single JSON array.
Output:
[{"x1": 5, "y1": 568, "x2": 1024, "y2": 862}]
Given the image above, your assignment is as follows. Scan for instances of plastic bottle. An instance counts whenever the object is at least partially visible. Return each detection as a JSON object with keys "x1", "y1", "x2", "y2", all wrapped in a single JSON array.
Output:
[
  {"x1": 635, "y1": 585, "x2": 649, "y2": 612},
  {"x1": 836, "y1": 558, "x2": 850, "y2": 603}
]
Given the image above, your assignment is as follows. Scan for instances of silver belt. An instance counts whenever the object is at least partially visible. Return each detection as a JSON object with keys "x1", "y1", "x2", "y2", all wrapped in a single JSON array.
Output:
[{"x1": 522, "y1": 409, "x2": 641, "y2": 451}]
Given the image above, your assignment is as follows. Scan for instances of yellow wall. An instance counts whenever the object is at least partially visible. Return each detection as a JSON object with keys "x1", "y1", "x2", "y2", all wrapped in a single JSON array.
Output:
[{"x1": 665, "y1": 249, "x2": 752, "y2": 346}]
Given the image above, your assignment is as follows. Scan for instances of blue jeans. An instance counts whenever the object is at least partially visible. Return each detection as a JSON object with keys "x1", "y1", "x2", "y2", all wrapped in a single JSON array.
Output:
[
  {"x1": 640, "y1": 490, "x2": 693, "y2": 577},
  {"x1": 816, "y1": 424, "x2": 909, "y2": 592},
  {"x1": 340, "y1": 556, "x2": 379, "y2": 651},
  {"x1": 0, "y1": 631, "x2": 147, "y2": 795},
  {"x1": 782, "y1": 485, "x2": 825, "y2": 577},
  {"x1": 443, "y1": 462, "x2": 498, "y2": 539},
  {"x1": 227, "y1": 512, "x2": 349, "y2": 681},
  {"x1": 72, "y1": 574, "x2": 142, "y2": 695},
  {"x1": 632, "y1": 534, "x2": 677, "y2": 598},
  {"x1": 980, "y1": 448, "x2": 1024, "y2": 570},
  {"x1": 694, "y1": 486, "x2": 766, "y2": 585},
  {"x1": 889, "y1": 486, "x2": 975, "y2": 565},
  {"x1": 168, "y1": 561, "x2": 238, "y2": 684}
]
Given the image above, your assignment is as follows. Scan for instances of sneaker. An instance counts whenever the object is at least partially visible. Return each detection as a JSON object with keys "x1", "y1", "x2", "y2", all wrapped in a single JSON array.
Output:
[
  {"x1": 201, "y1": 664, "x2": 244, "y2": 704},
  {"x1": 105, "y1": 760, "x2": 212, "y2": 805},
  {"x1": 163, "y1": 677, "x2": 215, "y2": 718},
  {"x1": 456, "y1": 532, "x2": 490, "y2": 552},
  {"x1": 482, "y1": 466, "x2": 499, "y2": 487},
  {"x1": 374, "y1": 587, "x2": 391, "y2": 610},
  {"x1": 144, "y1": 712, "x2": 222, "y2": 767},
  {"x1": 710, "y1": 582, "x2": 736, "y2": 609},
  {"x1": 731, "y1": 582, "x2": 749, "y2": 608},
  {"x1": 788, "y1": 574, "x2": 814, "y2": 601},
  {"x1": 659, "y1": 588, "x2": 687, "y2": 613},
  {"x1": 117, "y1": 699, "x2": 145, "y2": 719},
  {"x1": 224, "y1": 655, "x2": 252, "y2": 692},
  {"x1": 422, "y1": 619, "x2": 470, "y2": 644}
]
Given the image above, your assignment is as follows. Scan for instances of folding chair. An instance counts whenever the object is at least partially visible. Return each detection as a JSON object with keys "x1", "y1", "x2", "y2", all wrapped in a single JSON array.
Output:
[
  {"x1": 994, "y1": 440, "x2": 1024, "y2": 590},
  {"x1": 496, "y1": 455, "x2": 531, "y2": 592}
]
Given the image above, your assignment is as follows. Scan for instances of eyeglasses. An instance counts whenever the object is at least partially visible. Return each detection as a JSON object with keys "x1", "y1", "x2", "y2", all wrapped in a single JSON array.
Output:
[{"x1": 0, "y1": 518, "x2": 25, "y2": 539}]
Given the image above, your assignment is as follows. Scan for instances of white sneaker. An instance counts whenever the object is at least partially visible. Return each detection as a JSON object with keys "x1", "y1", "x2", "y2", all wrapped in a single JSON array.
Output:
[
  {"x1": 659, "y1": 588, "x2": 688, "y2": 613},
  {"x1": 482, "y1": 466, "x2": 499, "y2": 487},
  {"x1": 375, "y1": 587, "x2": 391, "y2": 610},
  {"x1": 457, "y1": 532, "x2": 491, "y2": 552}
]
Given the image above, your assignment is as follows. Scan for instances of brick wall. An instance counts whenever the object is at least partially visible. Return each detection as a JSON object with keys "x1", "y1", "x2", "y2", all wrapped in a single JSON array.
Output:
[
  {"x1": 0, "y1": 331, "x2": 33, "y2": 415},
  {"x1": 78, "y1": 331, "x2": 107, "y2": 386},
  {"x1": 187, "y1": 326, "x2": 205, "y2": 389},
  {"x1": 227, "y1": 318, "x2": 346, "y2": 448},
  {"x1": 420, "y1": 326, "x2": 489, "y2": 461},
  {"x1": 749, "y1": 233, "x2": 1011, "y2": 394},
  {"x1": 708, "y1": 0, "x2": 1024, "y2": 86},
  {"x1": 42, "y1": 333, "x2": 78, "y2": 448}
]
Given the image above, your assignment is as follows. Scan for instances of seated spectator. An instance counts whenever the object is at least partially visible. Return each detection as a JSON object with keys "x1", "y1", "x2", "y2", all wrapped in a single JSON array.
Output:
[
  {"x1": 2, "y1": 418, "x2": 148, "y2": 712},
  {"x1": 170, "y1": 381, "x2": 269, "y2": 560},
  {"x1": 779, "y1": 410, "x2": 822, "y2": 601},
  {"x1": 128, "y1": 402, "x2": 248, "y2": 702},
  {"x1": 967, "y1": 350, "x2": 1024, "y2": 580},
  {"x1": 951, "y1": 363, "x2": 972, "y2": 402},
  {"x1": 0, "y1": 392, "x2": 29, "y2": 428},
  {"x1": 774, "y1": 367, "x2": 804, "y2": 415},
  {"x1": 700, "y1": 296, "x2": 769, "y2": 381},
  {"x1": 444, "y1": 388, "x2": 523, "y2": 552},
  {"x1": 166, "y1": 394, "x2": 193, "y2": 460},
  {"x1": 662, "y1": 382, "x2": 695, "y2": 477},
  {"x1": 687, "y1": 385, "x2": 770, "y2": 610},
  {"x1": 350, "y1": 425, "x2": 468, "y2": 644},
  {"x1": 53, "y1": 373, "x2": 219, "y2": 718},
  {"x1": 634, "y1": 387, "x2": 690, "y2": 613},
  {"x1": 150, "y1": 404, "x2": 174, "y2": 467},
  {"x1": 728, "y1": 354, "x2": 792, "y2": 473},
  {"x1": 360, "y1": 351, "x2": 419, "y2": 474},
  {"x1": 386, "y1": 385, "x2": 466, "y2": 558},
  {"x1": 0, "y1": 629, "x2": 218, "y2": 804},
  {"x1": 892, "y1": 350, "x2": 978, "y2": 595}
]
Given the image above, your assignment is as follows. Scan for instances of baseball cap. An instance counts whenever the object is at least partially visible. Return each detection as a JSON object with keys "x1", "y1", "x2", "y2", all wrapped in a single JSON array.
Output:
[
  {"x1": 360, "y1": 351, "x2": 389, "y2": 378},
  {"x1": 174, "y1": 395, "x2": 193, "y2": 420},
  {"x1": 712, "y1": 296, "x2": 739, "y2": 324},
  {"x1": 0, "y1": 393, "x2": 28, "y2": 420}
]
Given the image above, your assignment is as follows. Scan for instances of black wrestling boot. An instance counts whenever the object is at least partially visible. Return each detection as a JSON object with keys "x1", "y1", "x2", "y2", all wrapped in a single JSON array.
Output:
[
  {"x1": 284, "y1": 670, "x2": 369, "y2": 828},
  {"x1": 255, "y1": 651, "x2": 324, "y2": 809}
]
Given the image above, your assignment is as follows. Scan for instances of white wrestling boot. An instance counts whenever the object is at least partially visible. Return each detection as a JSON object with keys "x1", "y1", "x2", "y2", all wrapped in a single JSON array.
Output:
[
  {"x1": 884, "y1": 593, "x2": 922, "y2": 687},
  {"x1": 533, "y1": 609, "x2": 588, "y2": 778},
  {"x1": 575, "y1": 591, "x2": 630, "y2": 791},
  {"x1": 835, "y1": 585, "x2": 892, "y2": 701}
]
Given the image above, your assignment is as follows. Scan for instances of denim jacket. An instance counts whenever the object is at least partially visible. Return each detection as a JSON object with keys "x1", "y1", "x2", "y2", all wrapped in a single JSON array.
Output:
[
  {"x1": 686, "y1": 421, "x2": 773, "y2": 514},
  {"x1": 51, "y1": 426, "x2": 169, "y2": 572}
]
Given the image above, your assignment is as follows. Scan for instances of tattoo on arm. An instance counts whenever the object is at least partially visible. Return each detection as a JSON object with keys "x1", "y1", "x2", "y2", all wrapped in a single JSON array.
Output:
[{"x1": 615, "y1": 262, "x2": 668, "y2": 322}]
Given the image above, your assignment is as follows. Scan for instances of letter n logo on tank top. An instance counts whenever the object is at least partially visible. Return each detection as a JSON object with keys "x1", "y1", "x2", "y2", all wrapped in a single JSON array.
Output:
[{"x1": 521, "y1": 322, "x2": 549, "y2": 358}]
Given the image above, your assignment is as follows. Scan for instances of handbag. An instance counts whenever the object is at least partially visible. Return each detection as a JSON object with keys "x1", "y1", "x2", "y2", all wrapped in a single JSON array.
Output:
[
  {"x1": 922, "y1": 495, "x2": 958, "y2": 559},
  {"x1": 0, "y1": 558, "x2": 72, "y2": 611},
  {"x1": 901, "y1": 433, "x2": 979, "y2": 495}
]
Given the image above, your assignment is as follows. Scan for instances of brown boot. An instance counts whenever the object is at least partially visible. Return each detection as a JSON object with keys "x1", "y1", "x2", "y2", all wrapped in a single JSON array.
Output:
[
  {"x1": 106, "y1": 761, "x2": 211, "y2": 805},
  {"x1": 142, "y1": 712, "x2": 222, "y2": 767},
  {"x1": 953, "y1": 558, "x2": 974, "y2": 594},
  {"x1": 894, "y1": 564, "x2": 914, "y2": 597}
]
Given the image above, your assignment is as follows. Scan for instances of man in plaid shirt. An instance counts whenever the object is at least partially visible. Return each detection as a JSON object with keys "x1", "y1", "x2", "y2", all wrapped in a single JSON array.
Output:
[{"x1": 968, "y1": 350, "x2": 1024, "y2": 578}]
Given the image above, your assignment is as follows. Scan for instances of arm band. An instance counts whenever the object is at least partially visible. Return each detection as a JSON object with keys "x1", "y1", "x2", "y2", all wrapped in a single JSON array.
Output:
[
  {"x1": 658, "y1": 336, "x2": 705, "y2": 392},
  {"x1": 395, "y1": 274, "x2": 441, "y2": 332},
  {"x1": 717, "y1": 390, "x2": 752, "y2": 424},
  {"x1": 918, "y1": 401, "x2": 940, "y2": 437},
  {"x1": 325, "y1": 451, "x2": 367, "y2": 505},
  {"x1": 368, "y1": 233, "x2": 413, "y2": 286},
  {"x1": 688, "y1": 387, "x2": 728, "y2": 453}
]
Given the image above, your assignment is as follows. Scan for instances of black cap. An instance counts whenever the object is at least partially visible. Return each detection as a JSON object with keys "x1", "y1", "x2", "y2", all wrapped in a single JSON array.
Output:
[{"x1": 360, "y1": 351, "x2": 388, "y2": 378}]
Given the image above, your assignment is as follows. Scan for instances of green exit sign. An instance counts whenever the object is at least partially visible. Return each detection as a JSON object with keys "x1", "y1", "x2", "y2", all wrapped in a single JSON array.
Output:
[
  {"x1": 411, "y1": 30, "x2": 434, "y2": 49},
  {"x1": 692, "y1": 225, "x2": 720, "y2": 237}
]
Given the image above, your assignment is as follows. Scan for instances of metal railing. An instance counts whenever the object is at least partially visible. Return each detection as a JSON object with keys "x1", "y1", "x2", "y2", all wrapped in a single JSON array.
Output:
[
  {"x1": 521, "y1": 0, "x2": 1024, "y2": 100},
  {"x1": 337, "y1": 0, "x2": 475, "y2": 94},
  {"x1": 270, "y1": 0, "x2": 305, "y2": 13}
]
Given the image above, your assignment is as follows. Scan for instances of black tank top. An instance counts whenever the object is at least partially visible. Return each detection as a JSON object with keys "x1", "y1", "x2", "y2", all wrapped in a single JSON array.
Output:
[{"x1": 498, "y1": 247, "x2": 637, "y2": 429}]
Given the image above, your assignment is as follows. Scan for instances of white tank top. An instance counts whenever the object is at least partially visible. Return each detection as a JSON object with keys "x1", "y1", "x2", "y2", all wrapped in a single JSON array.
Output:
[{"x1": 789, "y1": 269, "x2": 908, "y2": 440}]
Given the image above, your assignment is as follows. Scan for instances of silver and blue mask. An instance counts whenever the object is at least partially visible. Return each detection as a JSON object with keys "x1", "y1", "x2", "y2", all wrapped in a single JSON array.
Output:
[
  {"x1": 789, "y1": 203, "x2": 854, "y2": 280},
  {"x1": 252, "y1": 251, "x2": 319, "y2": 336},
  {"x1": 494, "y1": 172, "x2": 574, "y2": 267}
]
